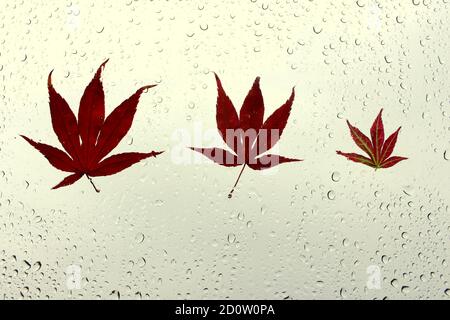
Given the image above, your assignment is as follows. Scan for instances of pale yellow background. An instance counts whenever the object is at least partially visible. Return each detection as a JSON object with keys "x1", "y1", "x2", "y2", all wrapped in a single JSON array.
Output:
[{"x1": 0, "y1": 0, "x2": 449, "y2": 299}]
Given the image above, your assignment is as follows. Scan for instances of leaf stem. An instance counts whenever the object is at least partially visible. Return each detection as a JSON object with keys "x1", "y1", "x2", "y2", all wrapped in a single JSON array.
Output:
[
  {"x1": 228, "y1": 164, "x2": 246, "y2": 199},
  {"x1": 86, "y1": 175, "x2": 100, "y2": 193}
]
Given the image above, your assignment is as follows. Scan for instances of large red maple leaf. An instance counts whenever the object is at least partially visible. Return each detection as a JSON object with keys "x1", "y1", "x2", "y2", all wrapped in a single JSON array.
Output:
[
  {"x1": 190, "y1": 73, "x2": 301, "y2": 198},
  {"x1": 21, "y1": 60, "x2": 163, "y2": 191}
]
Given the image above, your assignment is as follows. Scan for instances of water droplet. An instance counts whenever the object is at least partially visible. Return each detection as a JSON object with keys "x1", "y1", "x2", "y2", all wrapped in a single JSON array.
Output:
[
  {"x1": 135, "y1": 233, "x2": 145, "y2": 244},
  {"x1": 327, "y1": 190, "x2": 336, "y2": 200},
  {"x1": 313, "y1": 26, "x2": 322, "y2": 34},
  {"x1": 401, "y1": 286, "x2": 410, "y2": 294},
  {"x1": 391, "y1": 279, "x2": 399, "y2": 288},
  {"x1": 331, "y1": 172, "x2": 341, "y2": 182}
]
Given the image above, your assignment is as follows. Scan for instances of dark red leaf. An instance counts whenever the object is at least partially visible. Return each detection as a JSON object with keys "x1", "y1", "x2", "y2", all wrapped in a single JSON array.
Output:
[
  {"x1": 381, "y1": 127, "x2": 401, "y2": 161},
  {"x1": 95, "y1": 85, "x2": 156, "y2": 163},
  {"x1": 370, "y1": 109, "x2": 384, "y2": 163},
  {"x1": 380, "y1": 156, "x2": 408, "y2": 168},
  {"x1": 90, "y1": 151, "x2": 163, "y2": 176},
  {"x1": 239, "y1": 77, "x2": 264, "y2": 132},
  {"x1": 52, "y1": 173, "x2": 83, "y2": 190},
  {"x1": 48, "y1": 71, "x2": 82, "y2": 166},
  {"x1": 21, "y1": 135, "x2": 77, "y2": 172},
  {"x1": 78, "y1": 60, "x2": 107, "y2": 164},
  {"x1": 257, "y1": 87, "x2": 295, "y2": 154},
  {"x1": 336, "y1": 151, "x2": 376, "y2": 168},
  {"x1": 22, "y1": 61, "x2": 161, "y2": 191},
  {"x1": 215, "y1": 73, "x2": 240, "y2": 150},
  {"x1": 337, "y1": 109, "x2": 406, "y2": 169},
  {"x1": 189, "y1": 147, "x2": 242, "y2": 167},
  {"x1": 190, "y1": 74, "x2": 300, "y2": 197},
  {"x1": 346, "y1": 120, "x2": 375, "y2": 161},
  {"x1": 248, "y1": 154, "x2": 301, "y2": 170}
]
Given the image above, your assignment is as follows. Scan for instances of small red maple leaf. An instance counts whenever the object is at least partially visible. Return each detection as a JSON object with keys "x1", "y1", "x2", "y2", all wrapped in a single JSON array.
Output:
[
  {"x1": 190, "y1": 73, "x2": 301, "y2": 198},
  {"x1": 21, "y1": 60, "x2": 163, "y2": 191},
  {"x1": 337, "y1": 109, "x2": 407, "y2": 169}
]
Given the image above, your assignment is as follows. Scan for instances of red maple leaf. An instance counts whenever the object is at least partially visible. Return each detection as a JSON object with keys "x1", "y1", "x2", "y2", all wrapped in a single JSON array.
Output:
[
  {"x1": 21, "y1": 60, "x2": 163, "y2": 191},
  {"x1": 190, "y1": 73, "x2": 301, "y2": 198},
  {"x1": 337, "y1": 109, "x2": 407, "y2": 169}
]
